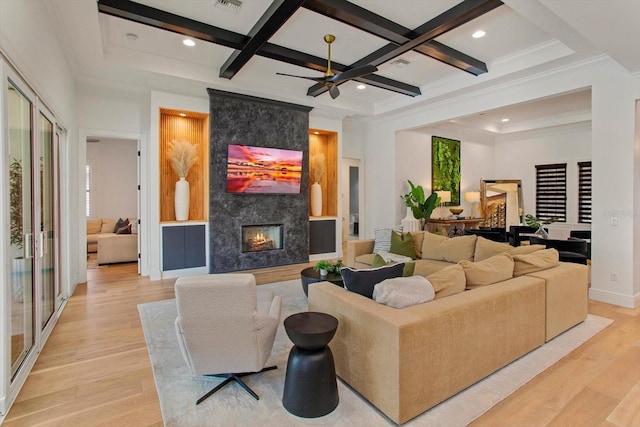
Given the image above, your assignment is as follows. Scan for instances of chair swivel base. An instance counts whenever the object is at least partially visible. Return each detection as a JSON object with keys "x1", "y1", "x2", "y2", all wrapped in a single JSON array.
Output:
[{"x1": 196, "y1": 365, "x2": 277, "y2": 405}]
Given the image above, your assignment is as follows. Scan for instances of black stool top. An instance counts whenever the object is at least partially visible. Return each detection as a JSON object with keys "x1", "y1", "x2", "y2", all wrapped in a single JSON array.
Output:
[{"x1": 284, "y1": 312, "x2": 338, "y2": 350}]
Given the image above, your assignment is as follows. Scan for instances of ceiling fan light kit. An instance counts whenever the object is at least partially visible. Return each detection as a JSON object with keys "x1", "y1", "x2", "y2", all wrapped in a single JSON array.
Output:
[{"x1": 276, "y1": 34, "x2": 378, "y2": 99}]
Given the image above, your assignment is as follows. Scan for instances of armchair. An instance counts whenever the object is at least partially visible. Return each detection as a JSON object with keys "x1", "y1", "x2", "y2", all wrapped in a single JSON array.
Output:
[
  {"x1": 529, "y1": 236, "x2": 588, "y2": 265},
  {"x1": 174, "y1": 273, "x2": 282, "y2": 404}
]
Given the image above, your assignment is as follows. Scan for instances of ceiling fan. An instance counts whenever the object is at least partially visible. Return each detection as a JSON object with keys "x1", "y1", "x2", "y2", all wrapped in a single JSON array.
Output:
[{"x1": 276, "y1": 34, "x2": 378, "y2": 99}]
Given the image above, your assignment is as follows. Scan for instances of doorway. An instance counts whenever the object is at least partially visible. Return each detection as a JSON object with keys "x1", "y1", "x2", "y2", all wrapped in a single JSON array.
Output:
[
  {"x1": 85, "y1": 136, "x2": 140, "y2": 271},
  {"x1": 342, "y1": 158, "x2": 363, "y2": 243}
]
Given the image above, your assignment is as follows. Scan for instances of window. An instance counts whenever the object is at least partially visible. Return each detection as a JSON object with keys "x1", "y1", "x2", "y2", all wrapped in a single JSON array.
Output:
[
  {"x1": 535, "y1": 163, "x2": 566, "y2": 222},
  {"x1": 578, "y1": 161, "x2": 592, "y2": 223},
  {"x1": 85, "y1": 164, "x2": 92, "y2": 217}
]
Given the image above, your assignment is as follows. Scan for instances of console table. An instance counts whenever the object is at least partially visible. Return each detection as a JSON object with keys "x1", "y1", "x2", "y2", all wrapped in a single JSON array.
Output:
[{"x1": 427, "y1": 218, "x2": 485, "y2": 237}]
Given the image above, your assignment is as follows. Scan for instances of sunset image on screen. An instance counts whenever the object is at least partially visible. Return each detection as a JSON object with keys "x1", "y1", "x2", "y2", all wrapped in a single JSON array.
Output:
[{"x1": 226, "y1": 144, "x2": 303, "y2": 193}]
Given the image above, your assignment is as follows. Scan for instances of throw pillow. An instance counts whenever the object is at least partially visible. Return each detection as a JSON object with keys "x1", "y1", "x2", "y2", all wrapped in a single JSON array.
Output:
[
  {"x1": 113, "y1": 218, "x2": 127, "y2": 233},
  {"x1": 427, "y1": 264, "x2": 466, "y2": 299},
  {"x1": 410, "y1": 231, "x2": 425, "y2": 258},
  {"x1": 422, "y1": 232, "x2": 477, "y2": 263},
  {"x1": 372, "y1": 253, "x2": 415, "y2": 277},
  {"x1": 100, "y1": 218, "x2": 117, "y2": 234},
  {"x1": 459, "y1": 253, "x2": 515, "y2": 289},
  {"x1": 474, "y1": 236, "x2": 546, "y2": 262},
  {"x1": 390, "y1": 231, "x2": 417, "y2": 259},
  {"x1": 372, "y1": 228, "x2": 392, "y2": 254},
  {"x1": 116, "y1": 223, "x2": 132, "y2": 234},
  {"x1": 87, "y1": 219, "x2": 102, "y2": 235},
  {"x1": 513, "y1": 248, "x2": 560, "y2": 277},
  {"x1": 340, "y1": 263, "x2": 405, "y2": 299},
  {"x1": 372, "y1": 276, "x2": 435, "y2": 309}
]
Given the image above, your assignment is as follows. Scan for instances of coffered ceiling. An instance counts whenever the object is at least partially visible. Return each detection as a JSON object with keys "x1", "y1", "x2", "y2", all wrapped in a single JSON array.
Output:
[{"x1": 46, "y1": 0, "x2": 640, "y2": 122}]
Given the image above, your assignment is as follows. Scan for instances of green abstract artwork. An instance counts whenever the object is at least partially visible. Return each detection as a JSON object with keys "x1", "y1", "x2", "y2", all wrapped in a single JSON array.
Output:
[{"x1": 431, "y1": 136, "x2": 461, "y2": 205}]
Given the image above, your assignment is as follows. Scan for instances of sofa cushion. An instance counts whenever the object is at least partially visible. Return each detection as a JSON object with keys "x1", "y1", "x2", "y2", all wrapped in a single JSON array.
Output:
[
  {"x1": 100, "y1": 218, "x2": 117, "y2": 234},
  {"x1": 459, "y1": 253, "x2": 515, "y2": 289},
  {"x1": 372, "y1": 276, "x2": 435, "y2": 308},
  {"x1": 354, "y1": 253, "x2": 376, "y2": 266},
  {"x1": 340, "y1": 263, "x2": 405, "y2": 299},
  {"x1": 474, "y1": 236, "x2": 546, "y2": 262},
  {"x1": 390, "y1": 231, "x2": 417, "y2": 259},
  {"x1": 373, "y1": 228, "x2": 393, "y2": 254},
  {"x1": 413, "y1": 259, "x2": 457, "y2": 277},
  {"x1": 422, "y1": 232, "x2": 477, "y2": 263},
  {"x1": 513, "y1": 248, "x2": 560, "y2": 277},
  {"x1": 427, "y1": 264, "x2": 466, "y2": 299},
  {"x1": 87, "y1": 219, "x2": 102, "y2": 235},
  {"x1": 372, "y1": 253, "x2": 415, "y2": 277}
]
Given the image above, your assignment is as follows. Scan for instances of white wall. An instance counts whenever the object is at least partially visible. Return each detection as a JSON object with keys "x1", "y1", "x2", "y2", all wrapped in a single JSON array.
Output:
[
  {"x1": 494, "y1": 122, "x2": 592, "y2": 236},
  {"x1": 357, "y1": 56, "x2": 640, "y2": 308},
  {"x1": 395, "y1": 130, "x2": 494, "y2": 226},
  {"x1": 86, "y1": 139, "x2": 138, "y2": 220}
]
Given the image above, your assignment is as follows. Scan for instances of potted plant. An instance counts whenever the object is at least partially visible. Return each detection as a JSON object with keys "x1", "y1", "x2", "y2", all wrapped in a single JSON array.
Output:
[
  {"x1": 401, "y1": 180, "x2": 440, "y2": 230},
  {"x1": 524, "y1": 214, "x2": 559, "y2": 238},
  {"x1": 314, "y1": 260, "x2": 333, "y2": 277},
  {"x1": 313, "y1": 259, "x2": 344, "y2": 277}
]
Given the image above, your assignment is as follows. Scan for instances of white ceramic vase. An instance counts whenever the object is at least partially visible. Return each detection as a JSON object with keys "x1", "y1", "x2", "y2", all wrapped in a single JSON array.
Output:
[
  {"x1": 311, "y1": 182, "x2": 322, "y2": 216},
  {"x1": 401, "y1": 206, "x2": 421, "y2": 232},
  {"x1": 175, "y1": 177, "x2": 190, "y2": 221}
]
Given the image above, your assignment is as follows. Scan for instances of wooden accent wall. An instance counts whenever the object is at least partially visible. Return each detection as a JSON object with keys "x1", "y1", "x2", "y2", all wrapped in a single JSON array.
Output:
[
  {"x1": 309, "y1": 130, "x2": 338, "y2": 217},
  {"x1": 159, "y1": 109, "x2": 209, "y2": 222}
]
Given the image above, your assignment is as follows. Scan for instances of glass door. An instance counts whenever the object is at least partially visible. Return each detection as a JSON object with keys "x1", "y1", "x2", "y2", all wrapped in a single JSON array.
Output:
[
  {"x1": 38, "y1": 109, "x2": 56, "y2": 329},
  {"x1": 7, "y1": 80, "x2": 35, "y2": 378}
]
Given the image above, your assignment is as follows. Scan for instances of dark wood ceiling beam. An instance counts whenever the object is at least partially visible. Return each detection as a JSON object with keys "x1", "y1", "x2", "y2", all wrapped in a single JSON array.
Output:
[
  {"x1": 302, "y1": 0, "x2": 489, "y2": 75},
  {"x1": 97, "y1": 0, "x2": 420, "y2": 97},
  {"x1": 219, "y1": 0, "x2": 305, "y2": 79},
  {"x1": 307, "y1": 0, "x2": 502, "y2": 97},
  {"x1": 97, "y1": 0, "x2": 247, "y2": 49}
]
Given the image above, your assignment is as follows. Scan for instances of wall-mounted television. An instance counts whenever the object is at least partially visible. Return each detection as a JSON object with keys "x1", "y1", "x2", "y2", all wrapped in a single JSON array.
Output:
[{"x1": 226, "y1": 144, "x2": 303, "y2": 194}]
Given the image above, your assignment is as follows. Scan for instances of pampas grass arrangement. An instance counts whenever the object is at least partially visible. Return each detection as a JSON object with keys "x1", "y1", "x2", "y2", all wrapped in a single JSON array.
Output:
[
  {"x1": 311, "y1": 152, "x2": 326, "y2": 183},
  {"x1": 168, "y1": 140, "x2": 198, "y2": 179}
]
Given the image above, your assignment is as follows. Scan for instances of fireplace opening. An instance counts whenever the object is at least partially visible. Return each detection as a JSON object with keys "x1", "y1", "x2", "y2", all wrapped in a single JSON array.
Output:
[{"x1": 242, "y1": 224, "x2": 283, "y2": 253}]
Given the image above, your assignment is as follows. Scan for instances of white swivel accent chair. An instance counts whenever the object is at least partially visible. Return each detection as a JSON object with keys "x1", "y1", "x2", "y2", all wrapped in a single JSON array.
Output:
[{"x1": 174, "y1": 273, "x2": 282, "y2": 405}]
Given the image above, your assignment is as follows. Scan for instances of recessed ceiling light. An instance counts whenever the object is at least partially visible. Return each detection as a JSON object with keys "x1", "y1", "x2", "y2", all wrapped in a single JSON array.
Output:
[
  {"x1": 183, "y1": 39, "x2": 196, "y2": 47},
  {"x1": 357, "y1": 84, "x2": 366, "y2": 90},
  {"x1": 472, "y1": 30, "x2": 486, "y2": 39},
  {"x1": 314, "y1": 131, "x2": 320, "y2": 135},
  {"x1": 126, "y1": 33, "x2": 138, "y2": 41},
  {"x1": 501, "y1": 118, "x2": 509, "y2": 122},
  {"x1": 179, "y1": 113, "x2": 187, "y2": 117}
]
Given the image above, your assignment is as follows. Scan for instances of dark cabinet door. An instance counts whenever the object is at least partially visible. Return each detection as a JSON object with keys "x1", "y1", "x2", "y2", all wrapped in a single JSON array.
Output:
[
  {"x1": 309, "y1": 220, "x2": 336, "y2": 254},
  {"x1": 162, "y1": 225, "x2": 206, "y2": 271}
]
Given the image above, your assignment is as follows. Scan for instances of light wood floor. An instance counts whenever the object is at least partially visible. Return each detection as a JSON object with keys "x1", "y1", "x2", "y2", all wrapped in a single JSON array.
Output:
[{"x1": 2, "y1": 261, "x2": 639, "y2": 426}]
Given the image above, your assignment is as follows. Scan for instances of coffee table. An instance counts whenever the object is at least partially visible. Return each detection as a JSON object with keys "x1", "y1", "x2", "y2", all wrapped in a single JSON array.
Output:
[
  {"x1": 282, "y1": 312, "x2": 339, "y2": 418},
  {"x1": 300, "y1": 267, "x2": 343, "y2": 297}
]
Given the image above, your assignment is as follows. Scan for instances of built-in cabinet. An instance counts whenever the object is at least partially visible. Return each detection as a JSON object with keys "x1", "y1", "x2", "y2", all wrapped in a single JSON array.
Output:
[
  {"x1": 309, "y1": 129, "x2": 339, "y2": 258},
  {"x1": 158, "y1": 108, "x2": 209, "y2": 276}
]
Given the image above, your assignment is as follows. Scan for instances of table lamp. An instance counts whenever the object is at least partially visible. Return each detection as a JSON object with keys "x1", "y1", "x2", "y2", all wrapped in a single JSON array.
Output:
[
  {"x1": 435, "y1": 190, "x2": 451, "y2": 219},
  {"x1": 464, "y1": 191, "x2": 480, "y2": 218}
]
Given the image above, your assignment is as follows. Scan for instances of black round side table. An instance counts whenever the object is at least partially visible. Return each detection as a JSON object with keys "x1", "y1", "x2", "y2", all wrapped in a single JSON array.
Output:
[
  {"x1": 300, "y1": 267, "x2": 343, "y2": 297},
  {"x1": 282, "y1": 312, "x2": 339, "y2": 418}
]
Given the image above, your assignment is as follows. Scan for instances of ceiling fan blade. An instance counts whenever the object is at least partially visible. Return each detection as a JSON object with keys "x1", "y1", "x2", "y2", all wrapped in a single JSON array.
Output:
[
  {"x1": 276, "y1": 72, "x2": 326, "y2": 83},
  {"x1": 329, "y1": 64, "x2": 378, "y2": 83},
  {"x1": 329, "y1": 84, "x2": 340, "y2": 99}
]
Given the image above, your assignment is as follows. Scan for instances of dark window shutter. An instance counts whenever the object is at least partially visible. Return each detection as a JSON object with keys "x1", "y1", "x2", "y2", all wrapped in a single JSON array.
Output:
[
  {"x1": 578, "y1": 161, "x2": 592, "y2": 224},
  {"x1": 535, "y1": 163, "x2": 567, "y2": 222}
]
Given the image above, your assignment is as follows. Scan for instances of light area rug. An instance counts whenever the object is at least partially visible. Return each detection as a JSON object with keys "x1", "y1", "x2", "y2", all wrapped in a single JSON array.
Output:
[{"x1": 138, "y1": 279, "x2": 612, "y2": 427}]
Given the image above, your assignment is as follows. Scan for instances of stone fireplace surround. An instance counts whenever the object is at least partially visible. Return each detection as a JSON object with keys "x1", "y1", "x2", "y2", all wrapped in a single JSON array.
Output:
[{"x1": 207, "y1": 89, "x2": 312, "y2": 273}]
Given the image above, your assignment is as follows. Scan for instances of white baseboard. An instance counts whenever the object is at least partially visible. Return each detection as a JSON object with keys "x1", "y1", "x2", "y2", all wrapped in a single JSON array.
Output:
[{"x1": 589, "y1": 287, "x2": 638, "y2": 309}]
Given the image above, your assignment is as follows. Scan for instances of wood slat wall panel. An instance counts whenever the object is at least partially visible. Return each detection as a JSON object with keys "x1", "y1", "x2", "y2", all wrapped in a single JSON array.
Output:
[
  {"x1": 159, "y1": 109, "x2": 209, "y2": 222},
  {"x1": 309, "y1": 131, "x2": 337, "y2": 217}
]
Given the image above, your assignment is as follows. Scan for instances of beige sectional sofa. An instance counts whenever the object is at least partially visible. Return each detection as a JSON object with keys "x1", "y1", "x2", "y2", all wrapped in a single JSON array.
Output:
[
  {"x1": 308, "y1": 232, "x2": 589, "y2": 424},
  {"x1": 87, "y1": 218, "x2": 138, "y2": 265}
]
